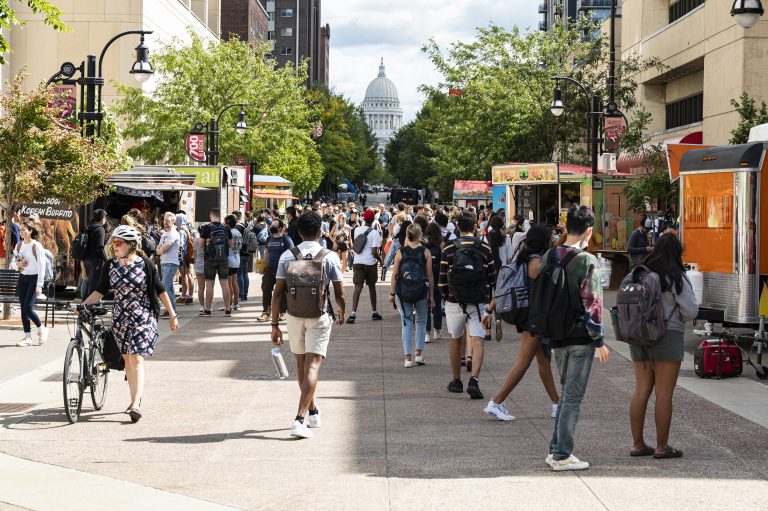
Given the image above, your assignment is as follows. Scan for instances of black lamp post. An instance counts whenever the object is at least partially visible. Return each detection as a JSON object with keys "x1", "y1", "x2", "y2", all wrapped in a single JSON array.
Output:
[
  {"x1": 731, "y1": 0, "x2": 764, "y2": 28},
  {"x1": 47, "y1": 30, "x2": 154, "y2": 139}
]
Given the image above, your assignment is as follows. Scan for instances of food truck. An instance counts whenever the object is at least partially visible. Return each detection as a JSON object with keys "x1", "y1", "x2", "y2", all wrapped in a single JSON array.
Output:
[
  {"x1": 453, "y1": 180, "x2": 492, "y2": 209},
  {"x1": 492, "y1": 162, "x2": 640, "y2": 287},
  {"x1": 676, "y1": 141, "x2": 768, "y2": 377},
  {"x1": 251, "y1": 174, "x2": 296, "y2": 213}
]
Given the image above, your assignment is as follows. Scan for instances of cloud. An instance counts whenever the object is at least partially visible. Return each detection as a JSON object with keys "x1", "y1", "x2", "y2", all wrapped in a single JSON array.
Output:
[{"x1": 323, "y1": 0, "x2": 541, "y2": 122}]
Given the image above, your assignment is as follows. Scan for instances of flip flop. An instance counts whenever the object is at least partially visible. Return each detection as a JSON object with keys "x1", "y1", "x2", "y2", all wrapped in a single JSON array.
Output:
[
  {"x1": 653, "y1": 447, "x2": 683, "y2": 459},
  {"x1": 630, "y1": 446, "x2": 654, "y2": 457}
]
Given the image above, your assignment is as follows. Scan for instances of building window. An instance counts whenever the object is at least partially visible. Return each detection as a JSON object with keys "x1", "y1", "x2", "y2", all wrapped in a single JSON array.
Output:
[
  {"x1": 665, "y1": 93, "x2": 703, "y2": 130},
  {"x1": 280, "y1": 27, "x2": 293, "y2": 37},
  {"x1": 268, "y1": 12, "x2": 274, "y2": 21},
  {"x1": 268, "y1": 31, "x2": 275, "y2": 40},
  {"x1": 280, "y1": 8, "x2": 293, "y2": 17},
  {"x1": 669, "y1": 0, "x2": 704, "y2": 23},
  {"x1": 280, "y1": 46, "x2": 292, "y2": 55}
]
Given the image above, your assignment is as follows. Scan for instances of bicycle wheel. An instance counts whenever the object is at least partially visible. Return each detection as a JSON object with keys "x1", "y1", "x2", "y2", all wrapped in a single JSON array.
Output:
[
  {"x1": 63, "y1": 340, "x2": 84, "y2": 424},
  {"x1": 90, "y1": 339, "x2": 109, "y2": 411}
]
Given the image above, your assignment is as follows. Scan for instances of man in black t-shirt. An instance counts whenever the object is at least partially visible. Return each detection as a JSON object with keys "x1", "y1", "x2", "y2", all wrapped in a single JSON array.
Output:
[{"x1": 199, "y1": 208, "x2": 233, "y2": 316}]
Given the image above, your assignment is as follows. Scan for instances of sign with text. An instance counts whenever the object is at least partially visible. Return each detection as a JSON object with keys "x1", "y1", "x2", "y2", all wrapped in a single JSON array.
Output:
[
  {"x1": 492, "y1": 163, "x2": 558, "y2": 184},
  {"x1": 604, "y1": 115, "x2": 627, "y2": 152},
  {"x1": 19, "y1": 197, "x2": 75, "y2": 220},
  {"x1": 171, "y1": 166, "x2": 220, "y2": 188},
  {"x1": 185, "y1": 133, "x2": 206, "y2": 162}
]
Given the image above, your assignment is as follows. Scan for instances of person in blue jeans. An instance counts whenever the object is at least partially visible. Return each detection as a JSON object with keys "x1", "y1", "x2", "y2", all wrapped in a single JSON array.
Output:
[
  {"x1": 424, "y1": 223, "x2": 443, "y2": 342},
  {"x1": 388, "y1": 224, "x2": 435, "y2": 368},
  {"x1": 156, "y1": 212, "x2": 180, "y2": 318}
]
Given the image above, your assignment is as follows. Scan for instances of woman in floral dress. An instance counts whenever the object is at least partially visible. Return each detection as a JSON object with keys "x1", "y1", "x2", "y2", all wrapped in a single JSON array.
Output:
[{"x1": 82, "y1": 225, "x2": 178, "y2": 423}]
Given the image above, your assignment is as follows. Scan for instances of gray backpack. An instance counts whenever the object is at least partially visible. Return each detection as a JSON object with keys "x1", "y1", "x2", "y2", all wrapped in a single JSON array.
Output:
[
  {"x1": 352, "y1": 227, "x2": 371, "y2": 254},
  {"x1": 493, "y1": 258, "x2": 530, "y2": 326},
  {"x1": 611, "y1": 265, "x2": 666, "y2": 346},
  {"x1": 285, "y1": 247, "x2": 330, "y2": 318}
]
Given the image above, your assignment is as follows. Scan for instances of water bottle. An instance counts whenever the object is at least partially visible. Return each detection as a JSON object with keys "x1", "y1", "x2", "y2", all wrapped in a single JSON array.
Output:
[{"x1": 271, "y1": 347, "x2": 289, "y2": 379}]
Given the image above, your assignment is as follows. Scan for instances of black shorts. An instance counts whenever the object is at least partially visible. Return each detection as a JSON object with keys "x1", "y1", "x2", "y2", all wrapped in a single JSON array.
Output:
[
  {"x1": 204, "y1": 259, "x2": 229, "y2": 281},
  {"x1": 228, "y1": 267, "x2": 238, "y2": 276}
]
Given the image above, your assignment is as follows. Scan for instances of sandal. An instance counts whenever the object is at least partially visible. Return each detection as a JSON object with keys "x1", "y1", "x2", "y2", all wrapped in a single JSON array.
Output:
[
  {"x1": 653, "y1": 446, "x2": 683, "y2": 459},
  {"x1": 630, "y1": 446, "x2": 654, "y2": 457}
]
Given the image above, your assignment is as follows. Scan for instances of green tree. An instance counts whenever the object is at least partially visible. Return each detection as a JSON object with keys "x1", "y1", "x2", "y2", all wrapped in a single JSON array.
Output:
[
  {"x1": 113, "y1": 33, "x2": 322, "y2": 195},
  {"x1": 729, "y1": 92, "x2": 768, "y2": 144},
  {"x1": 385, "y1": 103, "x2": 439, "y2": 193},
  {"x1": 0, "y1": 1, "x2": 68, "y2": 64}
]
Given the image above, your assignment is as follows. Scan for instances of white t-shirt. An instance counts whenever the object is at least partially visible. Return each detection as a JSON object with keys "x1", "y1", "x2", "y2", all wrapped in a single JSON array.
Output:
[
  {"x1": 14, "y1": 240, "x2": 45, "y2": 288},
  {"x1": 158, "y1": 229, "x2": 180, "y2": 266},
  {"x1": 352, "y1": 225, "x2": 381, "y2": 266}
]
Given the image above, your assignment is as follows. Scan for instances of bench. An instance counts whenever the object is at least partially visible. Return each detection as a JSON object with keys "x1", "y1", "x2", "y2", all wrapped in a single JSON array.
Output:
[{"x1": 0, "y1": 269, "x2": 59, "y2": 327}]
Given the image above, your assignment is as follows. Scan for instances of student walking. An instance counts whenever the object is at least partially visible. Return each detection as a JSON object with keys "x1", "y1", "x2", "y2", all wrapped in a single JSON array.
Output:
[
  {"x1": 258, "y1": 219, "x2": 294, "y2": 322},
  {"x1": 389, "y1": 224, "x2": 435, "y2": 367},
  {"x1": 440, "y1": 210, "x2": 497, "y2": 400},
  {"x1": 536, "y1": 206, "x2": 610, "y2": 471},
  {"x1": 628, "y1": 234, "x2": 699, "y2": 459},
  {"x1": 224, "y1": 214, "x2": 243, "y2": 311},
  {"x1": 13, "y1": 223, "x2": 48, "y2": 347},
  {"x1": 81, "y1": 225, "x2": 178, "y2": 423},
  {"x1": 346, "y1": 209, "x2": 383, "y2": 323},
  {"x1": 271, "y1": 211, "x2": 346, "y2": 439},
  {"x1": 200, "y1": 208, "x2": 234, "y2": 317},
  {"x1": 481, "y1": 225, "x2": 560, "y2": 421},
  {"x1": 193, "y1": 225, "x2": 206, "y2": 313},
  {"x1": 424, "y1": 223, "x2": 443, "y2": 342}
]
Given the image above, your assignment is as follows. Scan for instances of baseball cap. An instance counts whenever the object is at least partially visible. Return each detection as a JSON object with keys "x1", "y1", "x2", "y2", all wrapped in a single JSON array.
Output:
[{"x1": 364, "y1": 210, "x2": 376, "y2": 222}]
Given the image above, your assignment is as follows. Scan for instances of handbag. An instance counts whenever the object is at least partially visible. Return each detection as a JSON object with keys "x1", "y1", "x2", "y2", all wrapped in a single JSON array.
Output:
[
  {"x1": 102, "y1": 330, "x2": 125, "y2": 371},
  {"x1": 254, "y1": 258, "x2": 268, "y2": 274}
]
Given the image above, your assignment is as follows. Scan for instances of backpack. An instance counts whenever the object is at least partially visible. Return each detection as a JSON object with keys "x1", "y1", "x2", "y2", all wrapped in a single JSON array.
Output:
[
  {"x1": 72, "y1": 231, "x2": 89, "y2": 260},
  {"x1": 528, "y1": 249, "x2": 583, "y2": 341},
  {"x1": 493, "y1": 258, "x2": 530, "y2": 326},
  {"x1": 205, "y1": 223, "x2": 229, "y2": 262},
  {"x1": 256, "y1": 226, "x2": 269, "y2": 244},
  {"x1": 395, "y1": 247, "x2": 428, "y2": 304},
  {"x1": 178, "y1": 228, "x2": 189, "y2": 265},
  {"x1": 352, "y1": 227, "x2": 372, "y2": 253},
  {"x1": 611, "y1": 265, "x2": 666, "y2": 346},
  {"x1": 141, "y1": 232, "x2": 157, "y2": 255},
  {"x1": 243, "y1": 224, "x2": 259, "y2": 254},
  {"x1": 42, "y1": 247, "x2": 54, "y2": 282},
  {"x1": 447, "y1": 239, "x2": 488, "y2": 311},
  {"x1": 285, "y1": 247, "x2": 330, "y2": 318}
]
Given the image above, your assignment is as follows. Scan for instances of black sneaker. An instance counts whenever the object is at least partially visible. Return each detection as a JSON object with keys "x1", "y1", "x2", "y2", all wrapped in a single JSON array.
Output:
[
  {"x1": 447, "y1": 379, "x2": 463, "y2": 393},
  {"x1": 199, "y1": 309, "x2": 211, "y2": 316},
  {"x1": 467, "y1": 378, "x2": 484, "y2": 399},
  {"x1": 225, "y1": 308, "x2": 232, "y2": 317},
  {"x1": 372, "y1": 312, "x2": 382, "y2": 320},
  {"x1": 346, "y1": 314, "x2": 356, "y2": 324},
  {"x1": 484, "y1": 334, "x2": 491, "y2": 341}
]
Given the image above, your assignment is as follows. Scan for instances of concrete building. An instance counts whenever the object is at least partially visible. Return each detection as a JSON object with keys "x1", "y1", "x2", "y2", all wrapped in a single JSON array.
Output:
[
  {"x1": 363, "y1": 59, "x2": 403, "y2": 158},
  {"x1": 6, "y1": 0, "x2": 221, "y2": 109},
  {"x1": 618, "y1": 0, "x2": 768, "y2": 149},
  {"x1": 259, "y1": 0, "x2": 328, "y2": 86},
  {"x1": 539, "y1": 0, "x2": 617, "y2": 34},
  {"x1": 221, "y1": 0, "x2": 269, "y2": 45}
]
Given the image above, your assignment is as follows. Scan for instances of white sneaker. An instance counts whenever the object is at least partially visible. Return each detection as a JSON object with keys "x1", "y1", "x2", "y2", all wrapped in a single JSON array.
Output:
[
  {"x1": 16, "y1": 337, "x2": 34, "y2": 347},
  {"x1": 550, "y1": 454, "x2": 589, "y2": 471},
  {"x1": 424, "y1": 333, "x2": 431, "y2": 343},
  {"x1": 37, "y1": 326, "x2": 48, "y2": 346},
  {"x1": 551, "y1": 403, "x2": 558, "y2": 418},
  {"x1": 404, "y1": 359, "x2": 414, "y2": 368},
  {"x1": 36, "y1": 293, "x2": 47, "y2": 301},
  {"x1": 290, "y1": 420, "x2": 313, "y2": 439},
  {"x1": 433, "y1": 329, "x2": 441, "y2": 340},
  {"x1": 414, "y1": 354, "x2": 425, "y2": 365},
  {"x1": 483, "y1": 400, "x2": 515, "y2": 421},
  {"x1": 545, "y1": 454, "x2": 555, "y2": 467},
  {"x1": 308, "y1": 410, "x2": 322, "y2": 428}
]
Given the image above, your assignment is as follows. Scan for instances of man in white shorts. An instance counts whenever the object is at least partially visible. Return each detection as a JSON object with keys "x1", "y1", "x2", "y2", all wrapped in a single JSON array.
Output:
[{"x1": 271, "y1": 211, "x2": 346, "y2": 439}]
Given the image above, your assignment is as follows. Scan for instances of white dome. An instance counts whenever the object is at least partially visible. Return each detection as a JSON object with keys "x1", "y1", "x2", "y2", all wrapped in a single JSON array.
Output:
[
  {"x1": 364, "y1": 60, "x2": 400, "y2": 105},
  {"x1": 363, "y1": 59, "x2": 403, "y2": 160}
]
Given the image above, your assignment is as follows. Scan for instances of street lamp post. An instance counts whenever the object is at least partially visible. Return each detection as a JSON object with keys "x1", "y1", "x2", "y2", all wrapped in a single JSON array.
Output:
[
  {"x1": 46, "y1": 30, "x2": 154, "y2": 139},
  {"x1": 198, "y1": 103, "x2": 253, "y2": 165},
  {"x1": 731, "y1": 0, "x2": 764, "y2": 28}
]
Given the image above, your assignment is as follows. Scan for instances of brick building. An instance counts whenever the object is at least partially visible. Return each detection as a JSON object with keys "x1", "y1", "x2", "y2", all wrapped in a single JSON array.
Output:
[{"x1": 221, "y1": 0, "x2": 270, "y2": 45}]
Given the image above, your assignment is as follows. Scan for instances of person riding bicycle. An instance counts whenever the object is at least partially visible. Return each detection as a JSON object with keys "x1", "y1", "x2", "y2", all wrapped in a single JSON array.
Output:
[{"x1": 80, "y1": 225, "x2": 178, "y2": 423}]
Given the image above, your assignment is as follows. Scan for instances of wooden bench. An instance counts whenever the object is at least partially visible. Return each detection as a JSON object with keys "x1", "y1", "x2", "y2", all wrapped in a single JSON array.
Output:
[{"x1": 0, "y1": 269, "x2": 59, "y2": 327}]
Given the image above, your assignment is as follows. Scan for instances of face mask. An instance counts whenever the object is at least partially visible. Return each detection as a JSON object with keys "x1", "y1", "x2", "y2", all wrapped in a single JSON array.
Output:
[{"x1": 270, "y1": 226, "x2": 279, "y2": 234}]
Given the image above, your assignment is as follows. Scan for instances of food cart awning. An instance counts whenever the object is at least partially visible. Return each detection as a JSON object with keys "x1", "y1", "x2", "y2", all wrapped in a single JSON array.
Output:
[
  {"x1": 453, "y1": 180, "x2": 492, "y2": 200},
  {"x1": 617, "y1": 131, "x2": 702, "y2": 175},
  {"x1": 253, "y1": 192, "x2": 297, "y2": 199},
  {"x1": 112, "y1": 182, "x2": 208, "y2": 192},
  {"x1": 251, "y1": 174, "x2": 293, "y2": 186},
  {"x1": 679, "y1": 142, "x2": 766, "y2": 173}
]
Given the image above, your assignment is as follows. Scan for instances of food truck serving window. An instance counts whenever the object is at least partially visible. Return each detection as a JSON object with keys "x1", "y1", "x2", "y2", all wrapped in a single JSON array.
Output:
[{"x1": 682, "y1": 172, "x2": 734, "y2": 273}]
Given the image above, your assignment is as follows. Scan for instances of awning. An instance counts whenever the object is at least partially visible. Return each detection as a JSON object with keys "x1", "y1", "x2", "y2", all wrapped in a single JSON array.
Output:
[
  {"x1": 617, "y1": 131, "x2": 702, "y2": 175},
  {"x1": 112, "y1": 182, "x2": 209, "y2": 192},
  {"x1": 253, "y1": 192, "x2": 297, "y2": 199}
]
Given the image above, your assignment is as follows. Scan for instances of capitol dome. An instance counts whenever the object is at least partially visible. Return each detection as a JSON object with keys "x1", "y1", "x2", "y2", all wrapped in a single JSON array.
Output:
[{"x1": 363, "y1": 58, "x2": 403, "y2": 158}]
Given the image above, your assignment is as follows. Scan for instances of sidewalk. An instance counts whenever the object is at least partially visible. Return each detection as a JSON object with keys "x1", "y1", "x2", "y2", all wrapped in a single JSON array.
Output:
[{"x1": 0, "y1": 272, "x2": 766, "y2": 510}]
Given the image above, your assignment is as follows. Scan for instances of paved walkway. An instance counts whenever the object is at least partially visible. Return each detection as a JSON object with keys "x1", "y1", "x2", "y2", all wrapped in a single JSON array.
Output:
[{"x1": 0, "y1": 273, "x2": 767, "y2": 510}]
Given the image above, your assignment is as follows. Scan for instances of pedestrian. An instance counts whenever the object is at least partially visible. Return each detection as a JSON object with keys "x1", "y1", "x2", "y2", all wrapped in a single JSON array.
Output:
[
  {"x1": 81, "y1": 225, "x2": 178, "y2": 423},
  {"x1": 330, "y1": 213, "x2": 350, "y2": 273},
  {"x1": 440, "y1": 210, "x2": 497, "y2": 400},
  {"x1": 199, "y1": 208, "x2": 234, "y2": 317},
  {"x1": 224, "y1": 214, "x2": 242, "y2": 311},
  {"x1": 627, "y1": 219, "x2": 653, "y2": 266},
  {"x1": 176, "y1": 212, "x2": 194, "y2": 305},
  {"x1": 253, "y1": 215, "x2": 268, "y2": 260},
  {"x1": 389, "y1": 224, "x2": 435, "y2": 367},
  {"x1": 193, "y1": 225, "x2": 206, "y2": 313},
  {"x1": 540, "y1": 206, "x2": 609, "y2": 471},
  {"x1": 382, "y1": 212, "x2": 407, "y2": 280},
  {"x1": 424, "y1": 222, "x2": 444, "y2": 342},
  {"x1": 155, "y1": 212, "x2": 180, "y2": 318},
  {"x1": 13, "y1": 222, "x2": 48, "y2": 347},
  {"x1": 628, "y1": 234, "x2": 698, "y2": 459},
  {"x1": 232, "y1": 211, "x2": 249, "y2": 302},
  {"x1": 346, "y1": 209, "x2": 383, "y2": 324},
  {"x1": 258, "y1": 218, "x2": 294, "y2": 322},
  {"x1": 285, "y1": 206, "x2": 302, "y2": 246},
  {"x1": 271, "y1": 210, "x2": 346, "y2": 439},
  {"x1": 83, "y1": 209, "x2": 108, "y2": 297},
  {"x1": 481, "y1": 225, "x2": 560, "y2": 422}
]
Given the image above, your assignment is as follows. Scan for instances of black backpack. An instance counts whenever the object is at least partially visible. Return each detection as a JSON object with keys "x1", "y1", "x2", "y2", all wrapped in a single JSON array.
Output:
[
  {"x1": 395, "y1": 246, "x2": 428, "y2": 304},
  {"x1": 205, "y1": 223, "x2": 230, "y2": 261},
  {"x1": 528, "y1": 249, "x2": 583, "y2": 341},
  {"x1": 72, "y1": 231, "x2": 89, "y2": 260},
  {"x1": 447, "y1": 239, "x2": 487, "y2": 311}
]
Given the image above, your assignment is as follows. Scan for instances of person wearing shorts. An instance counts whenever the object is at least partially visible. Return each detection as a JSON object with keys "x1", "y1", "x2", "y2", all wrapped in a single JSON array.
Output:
[
  {"x1": 199, "y1": 208, "x2": 233, "y2": 317},
  {"x1": 346, "y1": 209, "x2": 382, "y2": 324},
  {"x1": 271, "y1": 211, "x2": 346, "y2": 439}
]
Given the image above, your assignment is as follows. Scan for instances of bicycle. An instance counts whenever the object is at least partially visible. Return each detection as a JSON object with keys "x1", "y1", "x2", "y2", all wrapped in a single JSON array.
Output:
[{"x1": 62, "y1": 303, "x2": 112, "y2": 424}]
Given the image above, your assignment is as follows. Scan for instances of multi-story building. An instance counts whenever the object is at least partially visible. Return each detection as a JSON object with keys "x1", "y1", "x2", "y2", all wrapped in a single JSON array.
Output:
[
  {"x1": 363, "y1": 59, "x2": 403, "y2": 158},
  {"x1": 259, "y1": 0, "x2": 329, "y2": 86},
  {"x1": 221, "y1": 0, "x2": 269, "y2": 45},
  {"x1": 539, "y1": 0, "x2": 620, "y2": 38}
]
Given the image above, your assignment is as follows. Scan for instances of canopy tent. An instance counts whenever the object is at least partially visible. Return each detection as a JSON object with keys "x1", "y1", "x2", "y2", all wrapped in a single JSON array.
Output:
[{"x1": 453, "y1": 180, "x2": 492, "y2": 200}]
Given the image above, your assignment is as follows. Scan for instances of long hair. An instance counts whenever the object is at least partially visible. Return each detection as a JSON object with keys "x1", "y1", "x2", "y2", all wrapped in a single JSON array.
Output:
[
  {"x1": 397, "y1": 220, "x2": 412, "y2": 245},
  {"x1": 488, "y1": 215, "x2": 506, "y2": 269},
  {"x1": 426, "y1": 222, "x2": 443, "y2": 247},
  {"x1": 516, "y1": 224, "x2": 551, "y2": 266},
  {"x1": 643, "y1": 234, "x2": 685, "y2": 293}
]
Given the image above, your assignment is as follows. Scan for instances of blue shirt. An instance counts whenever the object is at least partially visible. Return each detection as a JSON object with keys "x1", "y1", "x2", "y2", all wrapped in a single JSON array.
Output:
[{"x1": 266, "y1": 235, "x2": 293, "y2": 269}]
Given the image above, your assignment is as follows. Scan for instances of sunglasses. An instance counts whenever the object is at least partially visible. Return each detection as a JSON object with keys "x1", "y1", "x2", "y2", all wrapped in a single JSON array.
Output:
[{"x1": 111, "y1": 239, "x2": 126, "y2": 247}]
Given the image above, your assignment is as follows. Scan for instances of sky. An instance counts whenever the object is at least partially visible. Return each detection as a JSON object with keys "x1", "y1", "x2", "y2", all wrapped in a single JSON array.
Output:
[{"x1": 323, "y1": 0, "x2": 541, "y2": 123}]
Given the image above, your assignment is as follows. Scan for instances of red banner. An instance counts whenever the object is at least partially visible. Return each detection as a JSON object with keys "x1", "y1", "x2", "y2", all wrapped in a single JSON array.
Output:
[
  {"x1": 186, "y1": 133, "x2": 206, "y2": 162},
  {"x1": 49, "y1": 84, "x2": 77, "y2": 128},
  {"x1": 604, "y1": 115, "x2": 627, "y2": 151}
]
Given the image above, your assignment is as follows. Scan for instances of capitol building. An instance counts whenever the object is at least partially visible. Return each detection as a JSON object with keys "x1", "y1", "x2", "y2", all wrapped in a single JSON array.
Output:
[{"x1": 363, "y1": 59, "x2": 403, "y2": 158}]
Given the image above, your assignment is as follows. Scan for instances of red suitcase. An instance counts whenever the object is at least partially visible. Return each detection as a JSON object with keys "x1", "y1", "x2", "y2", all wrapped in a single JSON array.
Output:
[{"x1": 693, "y1": 339, "x2": 743, "y2": 379}]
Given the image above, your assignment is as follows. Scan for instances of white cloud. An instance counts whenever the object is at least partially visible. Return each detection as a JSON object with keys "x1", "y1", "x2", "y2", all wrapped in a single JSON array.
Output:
[{"x1": 323, "y1": 0, "x2": 541, "y2": 122}]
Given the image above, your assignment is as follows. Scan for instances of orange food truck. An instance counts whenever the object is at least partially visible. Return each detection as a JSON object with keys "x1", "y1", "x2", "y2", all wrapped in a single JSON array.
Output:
[{"x1": 676, "y1": 142, "x2": 768, "y2": 378}]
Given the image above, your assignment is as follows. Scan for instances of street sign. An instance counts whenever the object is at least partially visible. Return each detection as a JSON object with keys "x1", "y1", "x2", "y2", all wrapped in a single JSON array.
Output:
[
  {"x1": 312, "y1": 121, "x2": 325, "y2": 140},
  {"x1": 186, "y1": 133, "x2": 206, "y2": 162}
]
